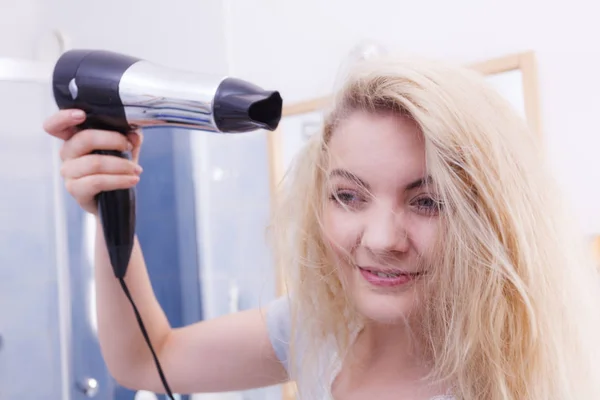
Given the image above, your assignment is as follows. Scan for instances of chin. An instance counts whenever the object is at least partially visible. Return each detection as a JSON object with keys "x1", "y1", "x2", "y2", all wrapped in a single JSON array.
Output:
[{"x1": 346, "y1": 267, "x2": 421, "y2": 324}]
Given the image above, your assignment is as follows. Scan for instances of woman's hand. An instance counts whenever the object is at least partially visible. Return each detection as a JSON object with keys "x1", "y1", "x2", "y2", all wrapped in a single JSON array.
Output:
[{"x1": 43, "y1": 109, "x2": 143, "y2": 215}]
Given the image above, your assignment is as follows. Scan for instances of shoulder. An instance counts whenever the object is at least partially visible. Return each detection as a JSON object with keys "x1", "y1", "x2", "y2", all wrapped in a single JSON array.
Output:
[
  {"x1": 266, "y1": 296, "x2": 341, "y2": 398},
  {"x1": 265, "y1": 296, "x2": 335, "y2": 370},
  {"x1": 265, "y1": 296, "x2": 293, "y2": 371}
]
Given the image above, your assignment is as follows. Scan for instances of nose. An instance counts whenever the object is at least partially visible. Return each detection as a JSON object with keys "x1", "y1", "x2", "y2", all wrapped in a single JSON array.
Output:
[{"x1": 361, "y1": 205, "x2": 409, "y2": 254}]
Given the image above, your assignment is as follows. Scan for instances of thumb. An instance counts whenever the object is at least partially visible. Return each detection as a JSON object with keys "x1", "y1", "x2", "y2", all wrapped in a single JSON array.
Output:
[{"x1": 127, "y1": 130, "x2": 144, "y2": 163}]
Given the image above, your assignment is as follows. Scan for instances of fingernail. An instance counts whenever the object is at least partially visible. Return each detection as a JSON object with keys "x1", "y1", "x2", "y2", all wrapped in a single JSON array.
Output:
[
  {"x1": 134, "y1": 164, "x2": 143, "y2": 174},
  {"x1": 71, "y1": 110, "x2": 85, "y2": 120}
]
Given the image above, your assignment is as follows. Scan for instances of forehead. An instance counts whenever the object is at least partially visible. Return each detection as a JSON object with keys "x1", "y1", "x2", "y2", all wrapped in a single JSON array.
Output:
[{"x1": 327, "y1": 110, "x2": 426, "y2": 185}]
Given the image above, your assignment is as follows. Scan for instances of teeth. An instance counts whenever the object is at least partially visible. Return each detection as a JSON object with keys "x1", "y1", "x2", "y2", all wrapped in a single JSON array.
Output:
[
  {"x1": 360, "y1": 267, "x2": 413, "y2": 279},
  {"x1": 374, "y1": 271, "x2": 401, "y2": 278}
]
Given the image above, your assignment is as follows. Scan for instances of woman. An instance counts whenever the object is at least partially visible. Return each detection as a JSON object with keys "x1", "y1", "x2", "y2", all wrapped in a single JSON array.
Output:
[{"x1": 43, "y1": 55, "x2": 600, "y2": 399}]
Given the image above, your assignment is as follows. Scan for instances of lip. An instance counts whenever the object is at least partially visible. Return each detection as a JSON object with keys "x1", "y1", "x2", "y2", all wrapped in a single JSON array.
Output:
[{"x1": 357, "y1": 266, "x2": 422, "y2": 288}]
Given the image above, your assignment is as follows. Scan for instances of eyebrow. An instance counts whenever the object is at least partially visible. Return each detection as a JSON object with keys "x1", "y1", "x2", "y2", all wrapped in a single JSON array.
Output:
[
  {"x1": 329, "y1": 168, "x2": 432, "y2": 191},
  {"x1": 329, "y1": 169, "x2": 370, "y2": 189},
  {"x1": 405, "y1": 176, "x2": 432, "y2": 191}
]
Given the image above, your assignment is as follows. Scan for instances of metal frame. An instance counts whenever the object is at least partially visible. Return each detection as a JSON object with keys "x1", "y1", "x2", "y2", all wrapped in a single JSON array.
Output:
[
  {"x1": 0, "y1": 29, "x2": 69, "y2": 83},
  {"x1": 0, "y1": 58, "x2": 54, "y2": 83}
]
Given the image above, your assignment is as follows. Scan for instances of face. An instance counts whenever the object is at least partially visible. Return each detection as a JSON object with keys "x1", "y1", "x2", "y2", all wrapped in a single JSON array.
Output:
[{"x1": 322, "y1": 110, "x2": 441, "y2": 324}]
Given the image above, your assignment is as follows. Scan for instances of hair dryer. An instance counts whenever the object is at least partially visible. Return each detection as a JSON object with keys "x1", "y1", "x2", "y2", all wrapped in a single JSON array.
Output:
[
  {"x1": 51, "y1": 49, "x2": 283, "y2": 398},
  {"x1": 52, "y1": 49, "x2": 282, "y2": 279}
]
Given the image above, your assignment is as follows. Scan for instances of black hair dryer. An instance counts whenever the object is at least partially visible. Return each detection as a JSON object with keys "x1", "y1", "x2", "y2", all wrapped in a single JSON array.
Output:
[{"x1": 51, "y1": 49, "x2": 283, "y2": 279}]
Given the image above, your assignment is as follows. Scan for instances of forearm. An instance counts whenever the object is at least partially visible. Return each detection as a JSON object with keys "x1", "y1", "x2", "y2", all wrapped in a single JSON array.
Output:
[{"x1": 93, "y1": 215, "x2": 171, "y2": 382}]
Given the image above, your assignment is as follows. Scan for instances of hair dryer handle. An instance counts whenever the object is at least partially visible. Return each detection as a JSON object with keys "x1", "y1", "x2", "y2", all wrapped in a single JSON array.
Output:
[{"x1": 92, "y1": 149, "x2": 136, "y2": 279}]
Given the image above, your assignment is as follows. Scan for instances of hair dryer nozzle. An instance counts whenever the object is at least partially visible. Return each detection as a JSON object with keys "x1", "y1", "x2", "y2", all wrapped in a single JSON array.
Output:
[{"x1": 213, "y1": 77, "x2": 283, "y2": 133}]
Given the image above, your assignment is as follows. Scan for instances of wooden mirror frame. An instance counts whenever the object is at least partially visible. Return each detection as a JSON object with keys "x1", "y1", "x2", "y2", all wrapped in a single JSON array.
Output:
[{"x1": 266, "y1": 51, "x2": 543, "y2": 400}]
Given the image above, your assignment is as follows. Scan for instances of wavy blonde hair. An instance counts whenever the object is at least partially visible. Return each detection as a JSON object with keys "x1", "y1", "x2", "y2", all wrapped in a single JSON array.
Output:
[{"x1": 269, "y1": 55, "x2": 600, "y2": 399}]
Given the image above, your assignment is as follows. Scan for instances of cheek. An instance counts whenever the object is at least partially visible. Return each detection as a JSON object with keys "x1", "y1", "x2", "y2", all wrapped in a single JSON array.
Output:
[
  {"x1": 409, "y1": 216, "x2": 439, "y2": 255},
  {"x1": 322, "y1": 205, "x2": 361, "y2": 258}
]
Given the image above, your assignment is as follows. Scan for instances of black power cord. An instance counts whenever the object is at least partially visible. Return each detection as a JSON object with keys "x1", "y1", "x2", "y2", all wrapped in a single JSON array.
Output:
[
  {"x1": 118, "y1": 277, "x2": 175, "y2": 400},
  {"x1": 94, "y1": 150, "x2": 176, "y2": 399}
]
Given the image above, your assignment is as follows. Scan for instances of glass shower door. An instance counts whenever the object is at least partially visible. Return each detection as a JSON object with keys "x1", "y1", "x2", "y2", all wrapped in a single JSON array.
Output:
[
  {"x1": 0, "y1": 57, "x2": 118, "y2": 400},
  {"x1": 0, "y1": 58, "x2": 72, "y2": 399}
]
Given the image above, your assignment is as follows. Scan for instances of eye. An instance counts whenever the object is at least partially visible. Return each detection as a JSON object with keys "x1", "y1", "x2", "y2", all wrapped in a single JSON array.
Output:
[
  {"x1": 412, "y1": 195, "x2": 442, "y2": 215},
  {"x1": 329, "y1": 190, "x2": 366, "y2": 210}
]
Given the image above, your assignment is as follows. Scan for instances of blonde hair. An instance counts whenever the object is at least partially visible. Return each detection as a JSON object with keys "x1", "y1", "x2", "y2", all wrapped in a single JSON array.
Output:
[{"x1": 270, "y1": 55, "x2": 600, "y2": 399}]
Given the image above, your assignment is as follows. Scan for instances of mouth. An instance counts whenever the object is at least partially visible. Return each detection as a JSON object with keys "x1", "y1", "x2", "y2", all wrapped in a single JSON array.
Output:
[{"x1": 357, "y1": 266, "x2": 423, "y2": 287}]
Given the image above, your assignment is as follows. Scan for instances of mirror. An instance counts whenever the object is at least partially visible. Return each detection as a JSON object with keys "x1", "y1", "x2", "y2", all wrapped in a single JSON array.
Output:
[
  {"x1": 469, "y1": 51, "x2": 542, "y2": 136},
  {"x1": 268, "y1": 51, "x2": 542, "y2": 204}
]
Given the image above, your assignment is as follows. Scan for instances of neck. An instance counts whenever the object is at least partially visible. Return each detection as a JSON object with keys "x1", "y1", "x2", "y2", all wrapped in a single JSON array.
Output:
[
  {"x1": 349, "y1": 319, "x2": 429, "y2": 377},
  {"x1": 335, "y1": 319, "x2": 449, "y2": 397}
]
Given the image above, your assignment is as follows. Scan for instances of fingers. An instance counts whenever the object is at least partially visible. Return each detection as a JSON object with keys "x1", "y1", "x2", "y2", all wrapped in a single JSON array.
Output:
[
  {"x1": 60, "y1": 153, "x2": 143, "y2": 179},
  {"x1": 60, "y1": 136, "x2": 142, "y2": 215},
  {"x1": 45, "y1": 109, "x2": 146, "y2": 215},
  {"x1": 45, "y1": 110, "x2": 144, "y2": 162},
  {"x1": 65, "y1": 174, "x2": 141, "y2": 204},
  {"x1": 60, "y1": 129, "x2": 132, "y2": 161},
  {"x1": 43, "y1": 109, "x2": 86, "y2": 140}
]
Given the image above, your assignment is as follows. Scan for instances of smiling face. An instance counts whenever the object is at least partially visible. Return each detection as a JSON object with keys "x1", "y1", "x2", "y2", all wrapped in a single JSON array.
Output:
[{"x1": 322, "y1": 110, "x2": 441, "y2": 324}]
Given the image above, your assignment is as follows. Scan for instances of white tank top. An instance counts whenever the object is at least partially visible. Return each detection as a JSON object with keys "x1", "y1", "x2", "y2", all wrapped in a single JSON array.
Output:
[{"x1": 266, "y1": 296, "x2": 455, "y2": 400}]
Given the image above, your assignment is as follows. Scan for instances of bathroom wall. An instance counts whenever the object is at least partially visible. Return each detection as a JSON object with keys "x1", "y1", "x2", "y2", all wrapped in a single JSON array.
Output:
[
  {"x1": 226, "y1": 0, "x2": 600, "y2": 236},
  {"x1": 0, "y1": 0, "x2": 46, "y2": 59}
]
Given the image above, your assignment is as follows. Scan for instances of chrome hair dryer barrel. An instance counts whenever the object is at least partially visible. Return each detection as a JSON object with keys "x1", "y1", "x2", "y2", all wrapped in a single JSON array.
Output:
[{"x1": 51, "y1": 49, "x2": 283, "y2": 279}]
